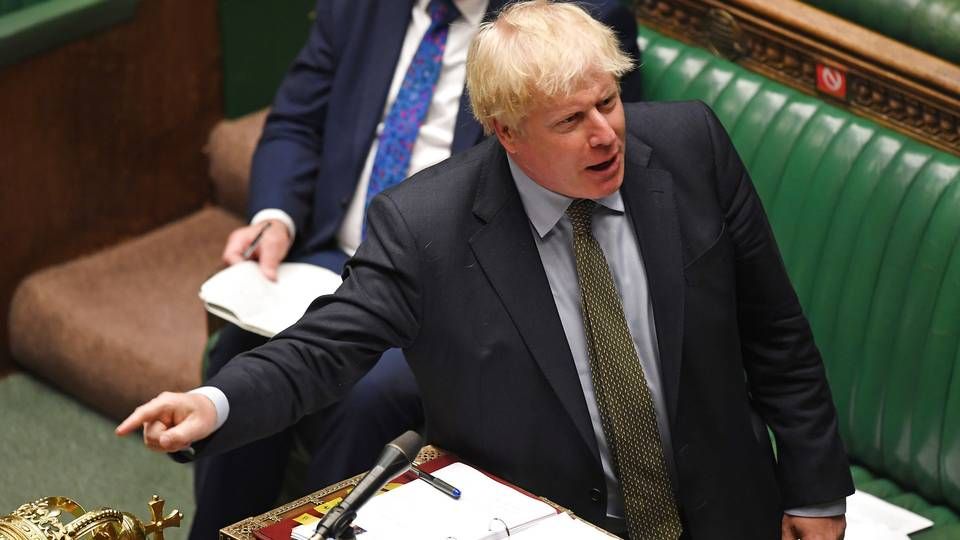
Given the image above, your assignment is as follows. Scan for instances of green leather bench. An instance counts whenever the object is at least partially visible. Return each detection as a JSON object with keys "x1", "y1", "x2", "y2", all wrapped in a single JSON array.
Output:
[
  {"x1": 801, "y1": 0, "x2": 960, "y2": 64},
  {"x1": 636, "y1": 25, "x2": 960, "y2": 538},
  {"x1": 0, "y1": 0, "x2": 138, "y2": 67}
]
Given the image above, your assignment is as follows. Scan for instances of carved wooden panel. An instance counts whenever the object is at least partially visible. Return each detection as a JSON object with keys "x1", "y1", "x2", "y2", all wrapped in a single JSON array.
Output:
[
  {"x1": 636, "y1": 0, "x2": 960, "y2": 157},
  {"x1": 0, "y1": 0, "x2": 222, "y2": 369}
]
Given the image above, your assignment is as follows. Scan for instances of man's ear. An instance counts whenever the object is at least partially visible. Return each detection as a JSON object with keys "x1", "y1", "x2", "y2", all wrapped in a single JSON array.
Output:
[{"x1": 492, "y1": 119, "x2": 518, "y2": 154}]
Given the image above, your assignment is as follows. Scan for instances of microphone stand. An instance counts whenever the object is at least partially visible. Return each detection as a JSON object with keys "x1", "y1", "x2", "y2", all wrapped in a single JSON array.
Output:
[
  {"x1": 308, "y1": 430, "x2": 423, "y2": 540},
  {"x1": 310, "y1": 505, "x2": 357, "y2": 540}
]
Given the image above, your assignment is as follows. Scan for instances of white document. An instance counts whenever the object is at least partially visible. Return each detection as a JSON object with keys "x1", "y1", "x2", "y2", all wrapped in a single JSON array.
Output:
[
  {"x1": 199, "y1": 261, "x2": 342, "y2": 337},
  {"x1": 295, "y1": 472, "x2": 936, "y2": 540},
  {"x1": 292, "y1": 463, "x2": 563, "y2": 540},
  {"x1": 510, "y1": 513, "x2": 618, "y2": 538},
  {"x1": 844, "y1": 490, "x2": 933, "y2": 539}
]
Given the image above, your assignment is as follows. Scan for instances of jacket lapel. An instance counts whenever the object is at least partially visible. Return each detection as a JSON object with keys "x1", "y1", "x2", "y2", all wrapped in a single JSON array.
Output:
[
  {"x1": 468, "y1": 143, "x2": 601, "y2": 463},
  {"x1": 620, "y1": 132, "x2": 685, "y2": 424}
]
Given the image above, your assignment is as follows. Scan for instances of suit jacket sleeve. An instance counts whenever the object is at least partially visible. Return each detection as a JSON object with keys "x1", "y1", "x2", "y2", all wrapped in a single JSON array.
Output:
[
  {"x1": 247, "y1": 0, "x2": 339, "y2": 230},
  {"x1": 197, "y1": 191, "x2": 423, "y2": 457},
  {"x1": 702, "y1": 103, "x2": 854, "y2": 507}
]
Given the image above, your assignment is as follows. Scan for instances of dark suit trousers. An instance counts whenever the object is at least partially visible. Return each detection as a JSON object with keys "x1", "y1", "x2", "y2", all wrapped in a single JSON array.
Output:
[{"x1": 189, "y1": 293, "x2": 423, "y2": 538}]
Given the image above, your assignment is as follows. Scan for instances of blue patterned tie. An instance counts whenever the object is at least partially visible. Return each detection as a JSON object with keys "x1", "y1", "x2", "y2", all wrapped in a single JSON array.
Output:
[{"x1": 366, "y1": 0, "x2": 460, "y2": 210}]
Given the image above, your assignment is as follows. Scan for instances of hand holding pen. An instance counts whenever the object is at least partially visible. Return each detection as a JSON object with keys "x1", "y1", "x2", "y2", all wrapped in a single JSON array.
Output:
[
  {"x1": 222, "y1": 219, "x2": 291, "y2": 281},
  {"x1": 242, "y1": 221, "x2": 272, "y2": 260}
]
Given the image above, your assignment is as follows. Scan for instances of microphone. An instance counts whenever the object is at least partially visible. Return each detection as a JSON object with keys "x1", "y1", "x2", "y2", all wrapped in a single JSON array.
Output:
[{"x1": 310, "y1": 430, "x2": 423, "y2": 539}]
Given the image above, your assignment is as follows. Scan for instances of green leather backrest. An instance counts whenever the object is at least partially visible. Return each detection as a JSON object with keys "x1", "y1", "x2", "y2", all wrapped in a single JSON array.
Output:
[
  {"x1": 637, "y1": 25, "x2": 960, "y2": 510},
  {"x1": 0, "y1": 0, "x2": 138, "y2": 68},
  {"x1": 801, "y1": 0, "x2": 960, "y2": 64},
  {"x1": 0, "y1": 0, "x2": 48, "y2": 17}
]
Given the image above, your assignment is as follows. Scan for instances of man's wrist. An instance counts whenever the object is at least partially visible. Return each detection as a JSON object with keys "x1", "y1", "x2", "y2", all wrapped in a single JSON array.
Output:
[
  {"x1": 251, "y1": 209, "x2": 296, "y2": 241},
  {"x1": 188, "y1": 386, "x2": 230, "y2": 431},
  {"x1": 784, "y1": 499, "x2": 846, "y2": 517}
]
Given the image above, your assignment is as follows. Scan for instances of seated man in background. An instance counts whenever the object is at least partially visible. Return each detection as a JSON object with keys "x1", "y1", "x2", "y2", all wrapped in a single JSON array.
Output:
[
  {"x1": 120, "y1": 1, "x2": 854, "y2": 538},
  {"x1": 192, "y1": 0, "x2": 642, "y2": 538}
]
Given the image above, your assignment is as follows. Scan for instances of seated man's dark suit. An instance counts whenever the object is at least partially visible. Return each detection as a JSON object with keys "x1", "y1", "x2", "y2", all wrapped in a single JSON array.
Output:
[
  {"x1": 200, "y1": 101, "x2": 855, "y2": 539},
  {"x1": 192, "y1": 0, "x2": 643, "y2": 538}
]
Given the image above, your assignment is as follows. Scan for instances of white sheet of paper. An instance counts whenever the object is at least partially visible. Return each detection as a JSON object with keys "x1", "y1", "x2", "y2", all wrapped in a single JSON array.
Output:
[
  {"x1": 356, "y1": 463, "x2": 556, "y2": 539},
  {"x1": 293, "y1": 463, "x2": 556, "y2": 540},
  {"x1": 844, "y1": 490, "x2": 933, "y2": 539},
  {"x1": 509, "y1": 513, "x2": 618, "y2": 538},
  {"x1": 199, "y1": 261, "x2": 342, "y2": 337}
]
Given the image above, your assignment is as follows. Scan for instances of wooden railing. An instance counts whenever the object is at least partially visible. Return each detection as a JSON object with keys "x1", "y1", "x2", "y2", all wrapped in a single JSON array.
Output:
[{"x1": 636, "y1": 0, "x2": 960, "y2": 157}]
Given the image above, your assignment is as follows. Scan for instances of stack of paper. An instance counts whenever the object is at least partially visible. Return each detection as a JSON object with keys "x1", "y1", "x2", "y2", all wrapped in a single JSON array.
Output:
[
  {"x1": 508, "y1": 513, "x2": 617, "y2": 538},
  {"x1": 199, "y1": 261, "x2": 342, "y2": 337},
  {"x1": 845, "y1": 490, "x2": 933, "y2": 539},
  {"x1": 291, "y1": 463, "x2": 615, "y2": 539},
  {"x1": 292, "y1": 468, "x2": 935, "y2": 539}
]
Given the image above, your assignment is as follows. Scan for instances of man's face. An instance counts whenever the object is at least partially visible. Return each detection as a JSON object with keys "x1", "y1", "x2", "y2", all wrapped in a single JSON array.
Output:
[{"x1": 495, "y1": 73, "x2": 626, "y2": 199}]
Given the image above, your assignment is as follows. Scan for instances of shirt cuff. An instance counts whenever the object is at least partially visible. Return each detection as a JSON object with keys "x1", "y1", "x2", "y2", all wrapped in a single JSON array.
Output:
[
  {"x1": 784, "y1": 499, "x2": 847, "y2": 517},
  {"x1": 251, "y1": 209, "x2": 296, "y2": 242},
  {"x1": 188, "y1": 386, "x2": 230, "y2": 432}
]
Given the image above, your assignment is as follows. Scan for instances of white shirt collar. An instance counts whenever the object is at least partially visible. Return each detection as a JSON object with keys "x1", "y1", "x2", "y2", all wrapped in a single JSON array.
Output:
[
  {"x1": 507, "y1": 155, "x2": 625, "y2": 238},
  {"x1": 416, "y1": 0, "x2": 488, "y2": 26}
]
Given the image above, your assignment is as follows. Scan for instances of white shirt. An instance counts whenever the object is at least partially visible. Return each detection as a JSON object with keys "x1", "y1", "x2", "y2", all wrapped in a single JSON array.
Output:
[
  {"x1": 198, "y1": 0, "x2": 490, "y2": 460},
  {"x1": 252, "y1": 0, "x2": 489, "y2": 256}
]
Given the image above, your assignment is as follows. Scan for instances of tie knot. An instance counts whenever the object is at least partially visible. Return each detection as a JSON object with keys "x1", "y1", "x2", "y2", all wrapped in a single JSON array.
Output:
[
  {"x1": 566, "y1": 199, "x2": 596, "y2": 236},
  {"x1": 427, "y1": 0, "x2": 460, "y2": 26}
]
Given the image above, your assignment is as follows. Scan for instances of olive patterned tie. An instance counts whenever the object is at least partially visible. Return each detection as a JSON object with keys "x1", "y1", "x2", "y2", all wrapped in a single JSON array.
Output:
[{"x1": 566, "y1": 199, "x2": 683, "y2": 540}]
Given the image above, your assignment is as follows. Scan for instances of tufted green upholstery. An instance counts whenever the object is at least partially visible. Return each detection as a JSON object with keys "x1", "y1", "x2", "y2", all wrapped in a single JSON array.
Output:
[
  {"x1": 801, "y1": 0, "x2": 960, "y2": 64},
  {"x1": 637, "y1": 25, "x2": 960, "y2": 535}
]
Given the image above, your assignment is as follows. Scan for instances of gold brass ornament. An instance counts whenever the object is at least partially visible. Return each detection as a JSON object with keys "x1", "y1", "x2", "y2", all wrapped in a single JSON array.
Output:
[{"x1": 0, "y1": 495, "x2": 181, "y2": 540}]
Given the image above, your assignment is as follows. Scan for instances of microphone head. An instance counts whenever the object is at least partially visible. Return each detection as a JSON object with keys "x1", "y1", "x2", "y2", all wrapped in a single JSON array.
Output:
[{"x1": 389, "y1": 430, "x2": 424, "y2": 462}]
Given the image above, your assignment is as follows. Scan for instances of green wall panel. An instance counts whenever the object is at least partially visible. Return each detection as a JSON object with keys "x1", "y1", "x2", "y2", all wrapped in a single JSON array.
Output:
[{"x1": 219, "y1": 0, "x2": 315, "y2": 118}]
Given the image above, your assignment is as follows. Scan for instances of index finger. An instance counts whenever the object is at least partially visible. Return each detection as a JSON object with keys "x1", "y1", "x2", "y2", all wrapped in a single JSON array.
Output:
[
  {"x1": 115, "y1": 399, "x2": 170, "y2": 436},
  {"x1": 223, "y1": 233, "x2": 252, "y2": 265}
]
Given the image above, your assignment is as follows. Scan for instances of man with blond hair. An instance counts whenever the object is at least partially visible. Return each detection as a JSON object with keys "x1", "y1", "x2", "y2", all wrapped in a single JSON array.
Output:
[
  {"x1": 119, "y1": 1, "x2": 853, "y2": 538},
  {"x1": 190, "y1": 1, "x2": 640, "y2": 538}
]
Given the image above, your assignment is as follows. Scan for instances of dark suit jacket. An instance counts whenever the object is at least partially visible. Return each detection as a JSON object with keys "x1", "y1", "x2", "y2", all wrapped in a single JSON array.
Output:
[
  {"x1": 247, "y1": 0, "x2": 643, "y2": 266},
  {"x1": 207, "y1": 101, "x2": 854, "y2": 538}
]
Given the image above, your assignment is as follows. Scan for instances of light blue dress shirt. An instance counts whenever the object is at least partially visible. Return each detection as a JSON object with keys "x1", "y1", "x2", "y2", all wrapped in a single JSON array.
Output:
[
  {"x1": 194, "y1": 154, "x2": 844, "y2": 520},
  {"x1": 508, "y1": 157, "x2": 674, "y2": 518},
  {"x1": 507, "y1": 157, "x2": 844, "y2": 519}
]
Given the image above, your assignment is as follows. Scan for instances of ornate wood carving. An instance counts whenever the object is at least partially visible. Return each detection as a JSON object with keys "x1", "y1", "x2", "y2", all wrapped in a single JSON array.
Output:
[{"x1": 636, "y1": 0, "x2": 960, "y2": 157}]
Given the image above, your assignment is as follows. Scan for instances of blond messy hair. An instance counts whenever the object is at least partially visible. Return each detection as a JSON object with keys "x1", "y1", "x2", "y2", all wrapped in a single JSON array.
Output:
[{"x1": 467, "y1": 0, "x2": 634, "y2": 134}]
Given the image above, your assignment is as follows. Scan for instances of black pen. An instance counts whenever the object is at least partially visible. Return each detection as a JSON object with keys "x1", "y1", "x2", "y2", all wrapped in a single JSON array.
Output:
[
  {"x1": 242, "y1": 222, "x2": 272, "y2": 259},
  {"x1": 411, "y1": 466, "x2": 461, "y2": 500}
]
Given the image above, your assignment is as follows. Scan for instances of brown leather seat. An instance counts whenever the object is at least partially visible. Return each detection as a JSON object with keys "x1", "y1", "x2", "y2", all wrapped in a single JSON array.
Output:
[{"x1": 8, "y1": 109, "x2": 267, "y2": 420}]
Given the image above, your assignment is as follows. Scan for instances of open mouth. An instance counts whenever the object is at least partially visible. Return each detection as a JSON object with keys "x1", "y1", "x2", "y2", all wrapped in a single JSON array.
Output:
[{"x1": 586, "y1": 154, "x2": 617, "y2": 172}]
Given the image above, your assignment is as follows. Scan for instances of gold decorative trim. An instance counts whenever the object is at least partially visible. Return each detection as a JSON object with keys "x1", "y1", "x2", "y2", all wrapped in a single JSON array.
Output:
[
  {"x1": 219, "y1": 446, "x2": 443, "y2": 539},
  {"x1": 219, "y1": 446, "x2": 618, "y2": 539},
  {"x1": 636, "y1": 0, "x2": 960, "y2": 156}
]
